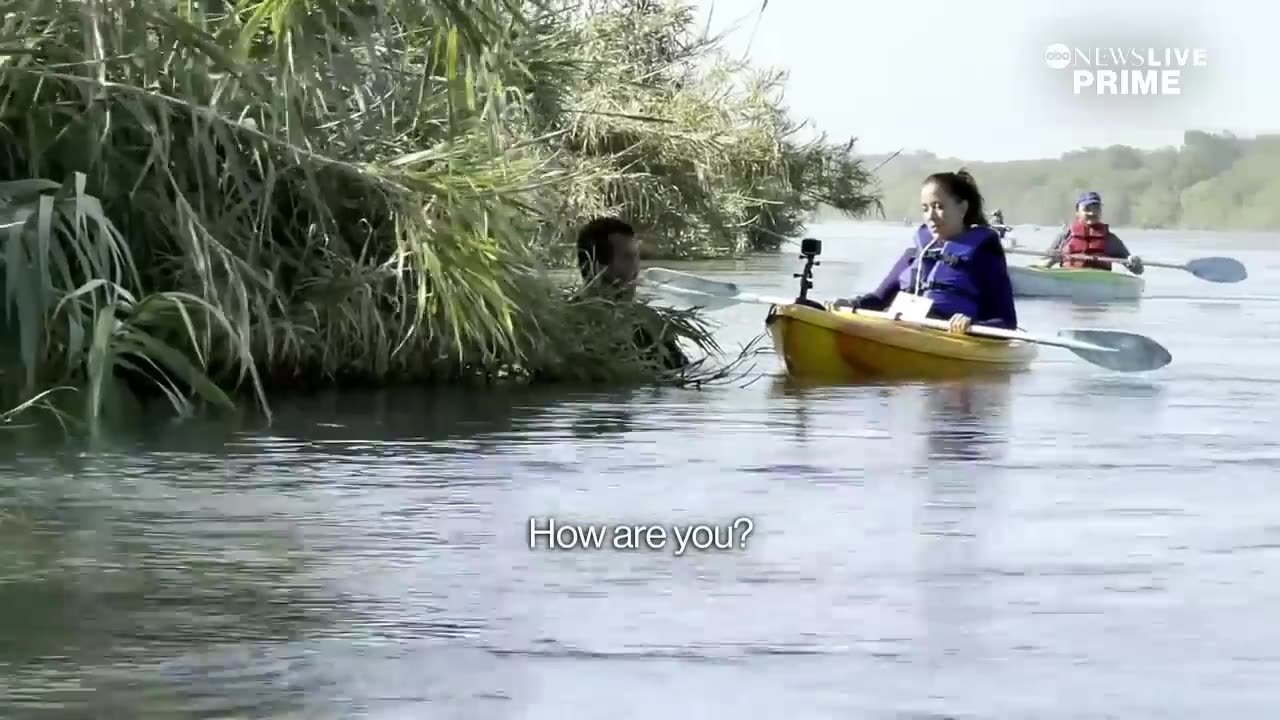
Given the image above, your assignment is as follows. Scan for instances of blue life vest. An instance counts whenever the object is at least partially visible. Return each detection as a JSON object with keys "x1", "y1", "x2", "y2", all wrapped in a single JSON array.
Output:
[{"x1": 895, "y1": 224, "x2": 1000, "y2": 319}]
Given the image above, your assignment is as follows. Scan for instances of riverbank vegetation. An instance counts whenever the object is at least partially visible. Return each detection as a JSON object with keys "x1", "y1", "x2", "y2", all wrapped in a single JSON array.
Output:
[
  {"x1": 0, "y1": 0, "x2": 879, "y2": 431},
  {"x1": 857, "y1": 130, "x2": 1280, "y2": 230}
]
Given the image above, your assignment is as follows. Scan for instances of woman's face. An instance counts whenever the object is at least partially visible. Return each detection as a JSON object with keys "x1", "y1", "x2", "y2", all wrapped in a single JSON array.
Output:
[{"x1": 920, "y1": 181, "x2": 967, "y2": 240}]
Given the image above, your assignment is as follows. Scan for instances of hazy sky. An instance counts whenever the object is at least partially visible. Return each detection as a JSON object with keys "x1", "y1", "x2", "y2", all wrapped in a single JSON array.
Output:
[{"x1": 692, "y1": 0, "x2": 1279, "y2": 160}]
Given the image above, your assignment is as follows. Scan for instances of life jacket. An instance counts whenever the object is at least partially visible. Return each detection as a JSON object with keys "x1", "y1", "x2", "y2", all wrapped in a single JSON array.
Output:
[
  {"x1": 1061, "y1": 220, "x2": 1111, "y2": 270},
  {"x1": 895, "y1": 224, "x2": 1001, "y2": 320}
]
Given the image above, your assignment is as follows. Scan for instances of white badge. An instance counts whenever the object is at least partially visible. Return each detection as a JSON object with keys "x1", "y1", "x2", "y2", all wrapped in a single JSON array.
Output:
[{"x1": 886, "y1": 292, "x2": 934, "y2": 321}]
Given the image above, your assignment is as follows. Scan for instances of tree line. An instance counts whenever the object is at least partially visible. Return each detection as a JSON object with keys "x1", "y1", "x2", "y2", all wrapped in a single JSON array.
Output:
[{"x1": 839, "y1": 130, "x2": 1280, "y2": 230}]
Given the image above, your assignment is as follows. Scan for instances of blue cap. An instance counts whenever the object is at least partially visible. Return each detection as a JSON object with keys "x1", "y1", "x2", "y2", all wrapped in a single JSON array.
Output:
[{"x1": 1077, "y1": 191, "x2": 1102, "y2": 208}]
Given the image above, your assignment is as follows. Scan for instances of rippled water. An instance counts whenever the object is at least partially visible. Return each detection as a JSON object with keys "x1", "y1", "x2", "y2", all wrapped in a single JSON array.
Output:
[{"x1": 2, "y1": 222, "x2": 1280, "y2": 718}]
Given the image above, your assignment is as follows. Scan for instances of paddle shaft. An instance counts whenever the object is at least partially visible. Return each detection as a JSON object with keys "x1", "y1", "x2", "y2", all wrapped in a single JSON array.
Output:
[
  {"x1": 850, "y1": 309, "x2": 1115, "y2": 354},
  {"x1": 1005, "y1": 246, "x2": 1227, "y2": 273},
  {"x1": 1004, "y1": 246, "x2": 1149, "y2": 268},
  {"x1": 1007, "y1": 247, "x2": 1249, "y2": 284}
]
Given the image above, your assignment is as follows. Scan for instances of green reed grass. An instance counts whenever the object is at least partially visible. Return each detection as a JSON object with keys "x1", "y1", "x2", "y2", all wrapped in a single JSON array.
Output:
[{"x1": 0, "y1": 0, "x2": 878, "y2": 432}]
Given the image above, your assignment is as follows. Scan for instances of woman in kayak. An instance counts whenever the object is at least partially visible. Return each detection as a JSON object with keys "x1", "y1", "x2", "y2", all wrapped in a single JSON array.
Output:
[{"x1": 830, "y1": 170, "x2": 1017, "y2": 334}]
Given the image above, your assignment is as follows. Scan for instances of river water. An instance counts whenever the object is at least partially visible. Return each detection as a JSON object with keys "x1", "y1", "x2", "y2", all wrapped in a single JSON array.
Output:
[{"x1": 2, "y1": 221, "x2": 1279, "y2": 719}]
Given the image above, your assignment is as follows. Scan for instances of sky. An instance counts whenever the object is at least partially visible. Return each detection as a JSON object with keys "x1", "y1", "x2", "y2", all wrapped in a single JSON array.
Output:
[{"x1": 691, "y1": 0, "x2": 1280, "y2": 161}]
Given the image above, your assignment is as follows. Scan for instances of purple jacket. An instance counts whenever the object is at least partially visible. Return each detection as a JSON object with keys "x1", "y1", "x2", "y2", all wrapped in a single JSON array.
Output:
[{"x1": 856, "y1": 227, "x2": 1019, "y2": 329}]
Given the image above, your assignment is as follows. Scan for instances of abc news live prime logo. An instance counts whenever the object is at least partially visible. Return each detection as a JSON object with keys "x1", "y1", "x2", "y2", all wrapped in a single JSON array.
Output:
[{"x1": 1044, "y1": 43, "x2": 1208, "y2": 95}]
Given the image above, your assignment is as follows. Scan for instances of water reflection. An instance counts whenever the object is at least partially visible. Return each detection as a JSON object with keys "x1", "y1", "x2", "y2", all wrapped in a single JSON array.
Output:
[
  {"x1": 568, "y1": 401, "x2": 636, "y2": 440},
  {"x1": 131, "y1": 387, "x2": 649, "y2": 458},
  {"x1": 1073, "y1": 376, "x2": 1164, "y2": 401},
  {"x1": 0, "y1": 384, "x2": 601, "y2": 719},
  {"x1": 764, "y1": 378, "x2": 906, "y2": 445},
  {"x1": 1062, "y1": 301, "x2": 1141, "y2": 323},
  {"x1": 921, "y1": 379, "x2": 1012, "y2": 464},
  {"x1": 265, "y1": 388, "x2": 563, "y2": 443},
  {"x1": 763, "y1": 378, "x2": 820, "y2": 444},
  {"x1": 0, "y1": 456, "x2": 359, "y2": 718},
  {"x1": 914, "y1": 379, "x2": 1012, "y2": 680}
]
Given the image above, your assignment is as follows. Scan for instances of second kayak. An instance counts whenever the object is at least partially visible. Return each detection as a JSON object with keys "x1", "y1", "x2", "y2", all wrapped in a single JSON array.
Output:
[
  {"x1": 764, "y1": 303, "x2": 1039, "y2": 382},
  {"x1": 1008, "y1": 264, "x2": 1144, "y2": 301}
]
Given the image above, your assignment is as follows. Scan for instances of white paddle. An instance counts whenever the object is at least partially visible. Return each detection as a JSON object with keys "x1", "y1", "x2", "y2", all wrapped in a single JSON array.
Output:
[{"x1": 1005, "y1": 247, "x2": 1247, "y2": 283}]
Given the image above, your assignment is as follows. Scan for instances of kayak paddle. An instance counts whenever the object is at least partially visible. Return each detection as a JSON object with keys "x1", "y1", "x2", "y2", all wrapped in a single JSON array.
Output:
[
  {"x1": 850, "y1": 310, "x2": 1171, "y2": 372},
  {"x1": 641, "y1": 268, "x2": 795, "y2": 307},
  {"x1": 1005, "y1": 247, "x2": 1247, "y2": 283},
  {"x1": 641, "y1": 267, "x2": 1173, "y2": 372}
]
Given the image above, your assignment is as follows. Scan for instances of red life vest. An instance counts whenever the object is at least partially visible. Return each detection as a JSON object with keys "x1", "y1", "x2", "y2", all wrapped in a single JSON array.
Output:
[{"x1": 1061, "y1": 220, "x2": 1111, "y2": 270}]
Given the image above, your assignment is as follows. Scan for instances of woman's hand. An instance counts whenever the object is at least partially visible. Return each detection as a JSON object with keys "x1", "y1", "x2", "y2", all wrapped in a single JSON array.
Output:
[
  {"x1": 827, "y1": 295, "x2": 863, "y2": 312},
  {"x1": 947, "y1": 313, "x2": 973, "y2": 334}
]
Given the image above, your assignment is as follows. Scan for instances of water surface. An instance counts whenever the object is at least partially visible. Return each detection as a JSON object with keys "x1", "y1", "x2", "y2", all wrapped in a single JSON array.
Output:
[{"x1": 2, "y1": 222, "x2": 1278, "y2": 718}]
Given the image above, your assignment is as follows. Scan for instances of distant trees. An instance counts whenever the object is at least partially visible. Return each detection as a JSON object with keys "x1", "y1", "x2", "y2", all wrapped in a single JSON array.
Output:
[{"x1": 850, "y1": 131, "x2": 1280, "y2": 230}]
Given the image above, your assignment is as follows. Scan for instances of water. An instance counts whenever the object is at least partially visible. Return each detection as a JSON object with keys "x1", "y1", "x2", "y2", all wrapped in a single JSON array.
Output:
[{"x1": 2, "y1": 221, "x2": 1280, "y2": 718}]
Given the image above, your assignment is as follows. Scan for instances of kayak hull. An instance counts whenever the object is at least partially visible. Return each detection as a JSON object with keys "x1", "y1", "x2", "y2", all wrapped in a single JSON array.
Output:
[
  {"x1": 1009, "y1": 265, "x2": 1144, "y2": 301},
  {"x1": 764, "y1": 303, "x2": 1039, "y2": 382}
]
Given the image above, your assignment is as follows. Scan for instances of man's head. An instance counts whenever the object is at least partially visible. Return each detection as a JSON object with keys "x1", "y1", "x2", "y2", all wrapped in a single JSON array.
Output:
[
  {"x1": 576, "y1": 217, "x2": 640, "y2": 293},
  {"x1": 992, "y1": 209, "x2": 1004, "y2": 224},
  {"x1": 1075, "y1": 191, "x2": 1103, "y2": 224}
]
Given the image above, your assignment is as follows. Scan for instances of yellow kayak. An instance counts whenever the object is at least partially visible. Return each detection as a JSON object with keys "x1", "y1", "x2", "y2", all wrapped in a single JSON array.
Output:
[{"x1": 764, "y1": 303, "x2": 1039, "y2": 381}]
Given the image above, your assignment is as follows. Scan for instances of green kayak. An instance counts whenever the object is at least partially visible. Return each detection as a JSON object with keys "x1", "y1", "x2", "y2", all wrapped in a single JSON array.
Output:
[{"x1": 1008, "y1": 265, "x2": 1144, "y2": 301}]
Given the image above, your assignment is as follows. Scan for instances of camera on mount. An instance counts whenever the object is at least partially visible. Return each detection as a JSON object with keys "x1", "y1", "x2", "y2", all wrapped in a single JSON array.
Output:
[{"x1": 793, "y1": 237, "x2": 823, "y2": 308}]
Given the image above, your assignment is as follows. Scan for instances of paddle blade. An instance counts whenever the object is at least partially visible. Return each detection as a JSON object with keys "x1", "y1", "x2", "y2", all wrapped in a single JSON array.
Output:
[
  {"x1": 640, "y1": 267, "x2": 742, "y2": 296},
  {"x1": 1185, "y1": 256, "x2": 1247, "y2": 283},
  {"x1": 638, "y1": 286, "x2": 736, "y2": 311},
  {"x1": 1057, "y1": 329, "x2": 1172, "y2": 372}
]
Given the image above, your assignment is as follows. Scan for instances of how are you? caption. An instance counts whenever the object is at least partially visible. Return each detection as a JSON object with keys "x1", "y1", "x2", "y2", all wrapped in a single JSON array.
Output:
[{"x1": 528, "y1": 517, "x2": 755, "y2": 556}]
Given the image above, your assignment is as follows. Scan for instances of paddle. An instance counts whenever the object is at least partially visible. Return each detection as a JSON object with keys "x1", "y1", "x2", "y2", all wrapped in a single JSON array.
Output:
[
  {"x1": 640, "y1": 267, "x2": 1173, "y2": 372},
  {"x1": 1005, "y1": 247, "x2": 1247, "y2": 283},
  {"x1": 640, "y1": 268, "x2": 795, "y2": 307},
  {"x1": 850, "y1": 310, "x2": 1170, "y2": 372}
]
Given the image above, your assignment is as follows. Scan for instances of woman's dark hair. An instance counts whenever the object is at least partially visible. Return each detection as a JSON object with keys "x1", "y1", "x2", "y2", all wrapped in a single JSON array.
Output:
[
  {"x1": 576, "y1": 216, "x2": 634, "y2": 280},
  {"x1": 923, "y1": 168, "x2": 988, "y2": 227}
]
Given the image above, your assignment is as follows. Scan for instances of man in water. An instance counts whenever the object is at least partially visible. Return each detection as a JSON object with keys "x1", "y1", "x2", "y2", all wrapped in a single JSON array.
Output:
[
  {"x1": 1040, "y1": 192, "x2": 1144, "y2": 274},
  {"x1": 577, "y1": 217, "x2": 642, "y2": 297},
  {"x1": 575, "y1": 217, "x2": 687, "y2": 369}
]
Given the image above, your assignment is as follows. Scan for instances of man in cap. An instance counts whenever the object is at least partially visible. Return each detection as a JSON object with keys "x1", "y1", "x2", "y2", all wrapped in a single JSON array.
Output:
[{"x1": 1041, "y1": 191, "x2": 1143, "y2": 274}]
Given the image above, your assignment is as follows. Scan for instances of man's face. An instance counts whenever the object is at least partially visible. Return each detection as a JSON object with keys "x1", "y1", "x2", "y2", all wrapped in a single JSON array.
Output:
[
  {"x1": 1076, "y1": 202, "x2": 1102, "y2": 223},
  {"x1": 605, "y1": 232, "x2": 640, "y2": 287}
]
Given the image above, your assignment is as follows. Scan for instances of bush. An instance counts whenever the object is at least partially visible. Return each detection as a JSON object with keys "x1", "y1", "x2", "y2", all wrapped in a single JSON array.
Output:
[{"x1": 0, "y1": 0, "x2": 874, "y2": 431}]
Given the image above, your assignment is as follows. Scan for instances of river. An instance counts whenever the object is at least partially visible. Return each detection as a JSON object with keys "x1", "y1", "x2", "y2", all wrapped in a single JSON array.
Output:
[{"x1": 2, "y1": 221, "x2": 1278, "y2": 718}]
